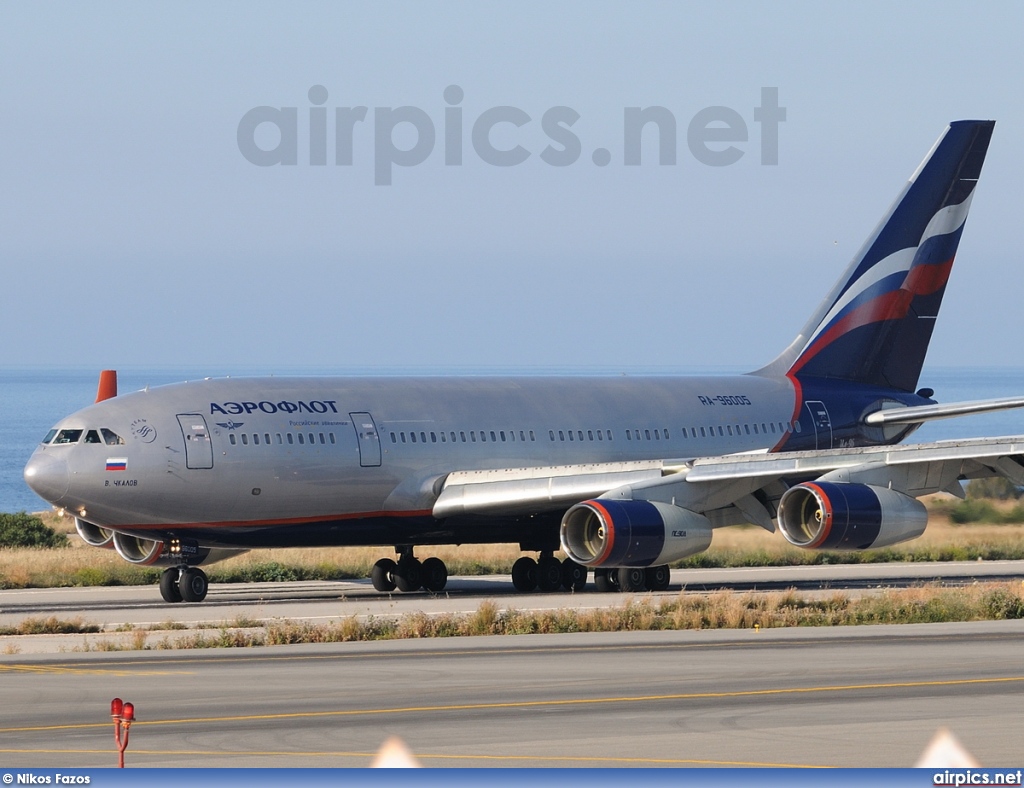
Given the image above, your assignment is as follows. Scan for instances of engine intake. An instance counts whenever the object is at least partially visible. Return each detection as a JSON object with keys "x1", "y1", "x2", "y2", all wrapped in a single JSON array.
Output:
[
  {"x1": 560, "y1": 499, "x2": 712, "y2": 568},
  {"x1": 778, "y1": 482, "x2": 927, "y2": 550},
  {"x1": 75, "y1": 518, "x2": 114, "y2": 549}
]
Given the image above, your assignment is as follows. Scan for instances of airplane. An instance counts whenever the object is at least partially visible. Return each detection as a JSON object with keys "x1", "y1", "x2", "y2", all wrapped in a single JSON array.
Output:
[{"x1": 23, "y1": 118, "x2": 1024, "y2": 604}]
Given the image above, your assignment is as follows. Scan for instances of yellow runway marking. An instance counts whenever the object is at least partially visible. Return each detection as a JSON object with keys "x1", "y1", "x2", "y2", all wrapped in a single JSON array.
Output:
[
  {"x1": 0, "y1": 674, "x2": 1021, "y2": 734},
  {"x1": 0, "y1": 748, "x2": 827, "y2": 767},
  {"x1": 0, "y1": 664, "x2": 192, "y2": 677}
]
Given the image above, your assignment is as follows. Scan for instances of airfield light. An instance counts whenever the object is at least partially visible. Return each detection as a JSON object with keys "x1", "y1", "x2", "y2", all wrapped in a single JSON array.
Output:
[{"x1": 110, "y1": 697, "x2": 136, "y2": 767}]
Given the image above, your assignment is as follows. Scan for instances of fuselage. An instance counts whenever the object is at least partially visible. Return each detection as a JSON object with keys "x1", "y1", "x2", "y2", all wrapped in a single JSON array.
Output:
[{"x1": 23, "y1": 372, "x2": 926, "y2": 549}]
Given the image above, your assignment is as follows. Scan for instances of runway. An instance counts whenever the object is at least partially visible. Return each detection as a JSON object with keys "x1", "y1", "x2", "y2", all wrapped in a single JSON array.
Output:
[
  {"x1": 2, "y1": 560, "x2": 1023, "y2": 641},
  {"x1": 1, "y1": 621, "x2": 1022, "y2": 768}
]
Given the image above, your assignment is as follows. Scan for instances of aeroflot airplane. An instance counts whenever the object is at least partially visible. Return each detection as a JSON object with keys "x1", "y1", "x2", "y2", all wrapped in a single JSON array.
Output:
[{"x1": 24, "y1": 119, "x2": 1024, "y2": 604}]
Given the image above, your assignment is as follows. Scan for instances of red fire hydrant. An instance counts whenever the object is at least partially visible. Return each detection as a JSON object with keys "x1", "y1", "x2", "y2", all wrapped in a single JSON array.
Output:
[{"x1": 110, "y1": 698, "x2": 135, "y2": 768}]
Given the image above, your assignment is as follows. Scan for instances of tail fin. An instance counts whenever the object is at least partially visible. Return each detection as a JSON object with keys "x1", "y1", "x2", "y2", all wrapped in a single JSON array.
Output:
[{"x1": 757, "y1": 120, "x2": 994, "y2": 392}]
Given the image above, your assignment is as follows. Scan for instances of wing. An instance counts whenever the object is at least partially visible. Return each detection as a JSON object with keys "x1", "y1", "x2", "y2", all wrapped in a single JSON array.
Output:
[{"x1": 431, "y1": 435, "x2": 1024, "y2": 566}]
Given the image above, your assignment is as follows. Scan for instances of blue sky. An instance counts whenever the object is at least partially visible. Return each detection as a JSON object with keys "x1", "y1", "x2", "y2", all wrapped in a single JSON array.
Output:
[{"x1": 2, "y1": 1, "x2": 1023, "y2": 373}]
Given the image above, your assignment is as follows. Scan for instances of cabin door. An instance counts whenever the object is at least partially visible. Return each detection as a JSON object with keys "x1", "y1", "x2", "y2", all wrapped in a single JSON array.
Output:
[
  {"x1": 350, "y1": 412, "x2": 382, "y2": 467},
  {"x1": 177, "y1": 414, "x2": 214, "y2": 469}
]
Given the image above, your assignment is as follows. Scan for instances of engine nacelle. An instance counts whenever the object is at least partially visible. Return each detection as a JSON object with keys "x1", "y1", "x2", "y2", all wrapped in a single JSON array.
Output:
[
  {"x1": 75, "y1": 518, "x2": 114, "y2": 549},
  {"x1": 560, "y1": 499, "x2": 712, "y2": 567},
  {"x1": 111, "y1": 532, "x2": 246, "y2": 567},
  {"x1": 778, "y1": 482, "x2": 927, "y2": 550}
]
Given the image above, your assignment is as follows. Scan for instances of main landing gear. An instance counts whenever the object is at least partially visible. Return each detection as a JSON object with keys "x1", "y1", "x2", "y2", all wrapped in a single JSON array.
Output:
[
  {"x1": 371, "y1": 548, "x2": 449, "y2": 593},
  {"x1": 510, "y1": 552, "x2": 588, "y2": 593},
  {"x1": 159, "y1": 566, "x2": 209, "y2": 603},
  {"x1": 593, "y1": 565, "x2": 671, "y2": 593}
]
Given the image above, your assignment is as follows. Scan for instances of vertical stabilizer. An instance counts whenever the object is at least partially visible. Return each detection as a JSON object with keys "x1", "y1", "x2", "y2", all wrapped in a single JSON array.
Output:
[{"x1": 757, "y1": 120, "x2": 994, "y2": 392}]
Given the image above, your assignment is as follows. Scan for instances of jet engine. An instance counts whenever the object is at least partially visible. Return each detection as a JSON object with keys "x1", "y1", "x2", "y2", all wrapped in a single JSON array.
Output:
[
  {"x1": 778, "y1": 482, "x2": 927, "y2": 550},
  {"x1": 560, "y1": 499, "x2": 712, "y2": 567},
  {"x1": 75, "y1": 517, "x2": 115, "y2": 549},
  {"x1": 111, "y1": 532, "x2": 245, "y2": 567}
]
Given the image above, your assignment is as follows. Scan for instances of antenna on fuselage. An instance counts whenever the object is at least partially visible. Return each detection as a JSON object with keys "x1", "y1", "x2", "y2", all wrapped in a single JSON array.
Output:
[{"x1": 95, "y1": 370, "x2": 118, "y2": 402}]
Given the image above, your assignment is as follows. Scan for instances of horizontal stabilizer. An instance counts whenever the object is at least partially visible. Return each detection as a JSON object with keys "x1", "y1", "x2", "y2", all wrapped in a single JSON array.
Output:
[{"x1": 863, "y1": 396, "x2": 1024, "y2": 425}]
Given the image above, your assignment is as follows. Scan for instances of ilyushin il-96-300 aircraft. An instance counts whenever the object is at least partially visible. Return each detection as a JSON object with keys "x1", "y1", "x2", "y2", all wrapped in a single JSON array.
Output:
[{"x1": 24, "y1": 119, "x2": 1024, "y2": 604}]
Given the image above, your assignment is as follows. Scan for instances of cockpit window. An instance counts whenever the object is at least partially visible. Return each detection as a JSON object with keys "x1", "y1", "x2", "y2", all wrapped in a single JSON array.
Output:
[
  {"x1": 84, "y1": 430, "x2": 102, "y2": 444},
  {"x1": 101, "y1": 428, "x2": 125, "y2": 445},
  {"x1": 53, "y1": 429, "x2": 83, "y2": 444},
  {"x1": 42, "y1": 429, "x2": 58, "y2": 444}
]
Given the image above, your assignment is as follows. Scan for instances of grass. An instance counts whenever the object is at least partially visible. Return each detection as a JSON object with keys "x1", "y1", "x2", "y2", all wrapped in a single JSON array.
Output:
[
  {"x1": 3, "y1": 503, "x2": 1024, "y2": 590},
  {"x1": 41, "y1": 581, "x2": 1024, "y2": 652}
]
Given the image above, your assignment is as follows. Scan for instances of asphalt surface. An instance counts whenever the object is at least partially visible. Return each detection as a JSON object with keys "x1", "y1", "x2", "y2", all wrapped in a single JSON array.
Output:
[{"x1": 1, "y1": 622, "x2": 1022, "y2": 768}]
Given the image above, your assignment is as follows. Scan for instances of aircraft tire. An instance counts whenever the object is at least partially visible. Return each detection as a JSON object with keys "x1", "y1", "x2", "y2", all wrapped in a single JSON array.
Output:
[
  {"x1": 593, "y1": 568, "x2": 613, "y2": 592},
  {"x1": 371, "y1": 558, "x2": 398, "y2": 592},
  {"x1": 160, "y1": 568, "x2": 183, "y2": 603},
  {"x1": 421, "y1": 557, "x2": 448, "y2": 593},
  {"x1": 395, "y1": 557, "x2": 422, "y2": 592},
  {"x1": 511, "y1": 556, "x2": 538, "y2": 592},
  {"x1": 561, "y1": 558, "x2": 587, "y2": 591},
  {"x1": 179, "y1": 567, "x2": 209, "y2": 602},
  {"x1": 537, "y1": 556, "x2": 562, "y2": 592},
  {"x1": 617, "y1": 567, "x2": 647, "y2": 593},
  {"x1": 645, "y1": 564, "x2": 671, "y2": 591}
]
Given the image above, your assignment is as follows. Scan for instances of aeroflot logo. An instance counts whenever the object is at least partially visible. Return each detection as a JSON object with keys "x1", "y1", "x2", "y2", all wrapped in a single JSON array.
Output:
[
  {"x1": 210, "y1": 400, "x2": 339, "y2": 415},
  {"x1": 237, "y1": 85, "x2": 786, "y2": 185}
]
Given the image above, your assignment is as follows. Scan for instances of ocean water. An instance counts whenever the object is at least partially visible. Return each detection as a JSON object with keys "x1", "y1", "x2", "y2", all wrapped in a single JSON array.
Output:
[{"x1": 3, "y1": 366, "x2": 1024, "y2": 513}]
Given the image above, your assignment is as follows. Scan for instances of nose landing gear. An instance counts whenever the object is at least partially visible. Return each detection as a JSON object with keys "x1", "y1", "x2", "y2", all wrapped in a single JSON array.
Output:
[{"x1": 159, "y1": 566, "x2": 209, "y2": 603}]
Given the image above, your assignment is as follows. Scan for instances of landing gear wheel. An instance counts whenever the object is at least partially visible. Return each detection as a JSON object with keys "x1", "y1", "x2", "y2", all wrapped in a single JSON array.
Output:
[
  {"x1": 371, "y1": 558, "x2": 398, "y2": 592},
  {"x1": 395, "y1": 557, "x2": 422, "y2": 592},
  {"x1": 421, "y1": 557, "x2": 448, "y2": 593},
  {"x1": 594, "y1": 567, "x2": 619, "y2": 593},
  {"x1": 178, "y1": 567, "x2": 209, "y2": 602},
  {"x1": 561, "y1": 558, "x2": 588, "y2": 591},
  {"x1": 160, "y1": 568, "x2": 183, "y2": 603},
  {"x1": 644, "y1": 564, "x2": 671, "y2": 591},
  {"x1": 511, "y1": 556, "x2": 538, "y2": 592},
  {"x1": 617, "y1": 567, "x2": 647, "y2": 592},
  {"x1": 537, "y1": 556, "x2": 563, "y2": 592}
]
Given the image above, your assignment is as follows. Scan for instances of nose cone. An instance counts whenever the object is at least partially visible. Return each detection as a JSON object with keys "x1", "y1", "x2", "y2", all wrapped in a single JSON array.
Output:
[{"x1": 24, "y1": 451, "x2": 70, "y2": 505}]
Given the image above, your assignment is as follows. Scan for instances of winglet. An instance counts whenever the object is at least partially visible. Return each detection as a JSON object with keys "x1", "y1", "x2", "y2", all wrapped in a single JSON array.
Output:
[{"x1": 95, "y1": 370, "x2": 118, "y2": 402}]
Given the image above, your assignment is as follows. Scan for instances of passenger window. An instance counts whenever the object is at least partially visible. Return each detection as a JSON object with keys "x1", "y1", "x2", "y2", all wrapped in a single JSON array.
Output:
[
  {"x1": 229, "y1": 434, "x2": 237, "y2": 445},
  {"x1": 287, "y1": 433, "x2": 294, "y2": 444},
  {"x1": 471, "y1": 431, "x2": 477, "y2": 442},
  {"x1": 558, "y1": 430, "x2": 565, "y2": 441},
  {"x1": 645, "y1": 429, "x2": 651, "y2": 440},
  {"x1": 420, "y1": 432, "x2": 427, "y2": 443},
  {"x1": 391, "y1": 432, "x2": 397, "y2": 443},
  {"x1": 530, "y1": 431, "x2": 536, "y2": 441},
  {"x1": 726, "y1": 426, "x2": 733, "y2": 436},
  {"x1": 241, "y1": 434, "x2": 249, "y2": 445},
  {"x1": 490, "y1": 431, "x2": 497, "y2": 442},
  {"x1": 500, "y1": 431, "x2": 506, "y2": 441},
  {"x1": 411, "y1": 432, "x2": 417, "y2": 443},
  {"x1": 319, "y1": 433, "x2": 326, "y2": 444},
  {"x1": 460, "y1": 431, "x2": 467, "y2": 442},
  {"x1": 253, "y1": 434, "x2": 260, "y2": 445},
  {"x1": 298, "y1": 433, "x2": 304, "y2": 444},
  {"x1": 431, "y1": 432, "x2": 437, "y2": 443},
  {"x1": 84, "y1": 430, "x2": 102, "y2": 444}
]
